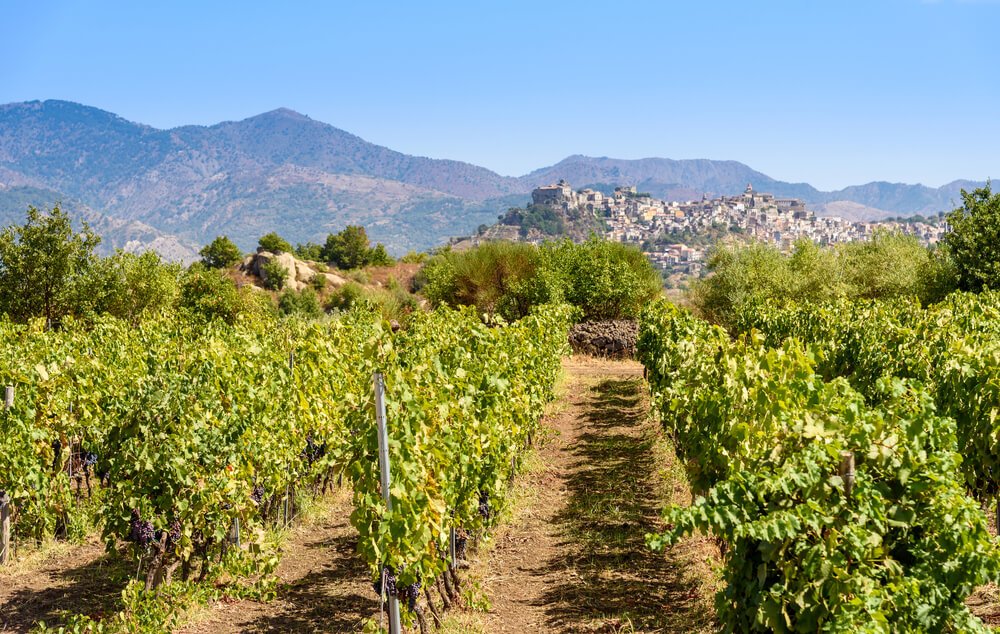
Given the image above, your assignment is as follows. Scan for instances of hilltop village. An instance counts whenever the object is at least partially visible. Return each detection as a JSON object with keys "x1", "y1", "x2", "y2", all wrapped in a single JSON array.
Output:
[{"x1": 480, "y1": 181, "x2": 947, "y2": 280}]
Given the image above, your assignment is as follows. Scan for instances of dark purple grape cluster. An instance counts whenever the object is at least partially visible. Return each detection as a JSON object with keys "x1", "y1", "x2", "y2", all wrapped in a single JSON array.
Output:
[
  {"x1": 478, "y1": 489, "x2": 492, "y2": 521},
  {"x1": 83, "y1": 451, "x2": 98, "y2": 467},
  {"x1": 167, "y1": 519, "x2": 182, "y2": 544},
  {"x1": 250, "y1": 485, "x2": 265, "y2": 505},
  {"x1": 455, "y1": 530, "x2": 469, "y2": 559},
  {"x1": 399, "y1": 579, "x2": 421, "y2": 611},
  {"x1": 301, "y1": 436, "x2": 327, "y2": 467},
  {"x1": 128, "y1": 509, "x2": 154, "y2": 547},
  {"x1": 372, "y1": 565, "x2": 398, "y2": 598}
]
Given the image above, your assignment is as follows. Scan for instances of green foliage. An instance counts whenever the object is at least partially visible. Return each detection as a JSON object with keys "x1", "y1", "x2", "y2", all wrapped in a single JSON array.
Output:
[
  {"x1": 309, "y1": 272, "x2": 327, "y2": 292},
  {"x1": 76, "y1": 251, "x2": 182, "y2": 324},
  {"x1": 326, "y1": 281, "x2": 365, "y2": 312},
  {"x1": 0, "y1": 302, "x2": 571, "y2": 630},
  {"x1": 322, "y1": 225, "x2": 394, "y2": 270},
  {"x1": 399, "y1": 250, "x2": 428, "y2": 264},
  {"x1": 0, "y1": 205, "x2": 100, "y2": 324},
  {"x1": 545, "y1": 237, "x2": 661, "y2": 320},
  {"x1": 199, "y1": 236, "x2": 243, "y2": 269},
  {"x1": 277, "y1": 288, "x2": 323, "y2": 318},
  {"x1": 420, "y1": 241, "x2": 562, "y2": 321},
  {"x1": 259, "y1": 259, "x2": 288, "y2": 291},
  {"x1": 257, "y1": 232, "x2": 293, "y2": 254},
  {"x1": 294, "y1": 241, "x2": 324, "y2": 262},
  {"x1": 177, "y1": 266, "x2": 247, "y2": 324},
  {"x1": 500, "y1": 205, "x2": 567, "y2": 237},
  {"x1": 692, "y1": 234, "x2": 956, "y2": 328},
  {"x1": 420, "y1": 239, "x2": 659, "y2": 322},
  {"x1": 942, "y1": 183, "x2": 1000, "y2": 292},
  {"x1": 638, "y1": 300, "x2": 1000, "y2": 632}
]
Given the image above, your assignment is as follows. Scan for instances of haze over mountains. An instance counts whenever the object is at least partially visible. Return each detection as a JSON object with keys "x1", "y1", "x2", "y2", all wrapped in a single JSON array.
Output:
[{"x1": 0, "y1": 100, "x2": 985, "y2": 261}]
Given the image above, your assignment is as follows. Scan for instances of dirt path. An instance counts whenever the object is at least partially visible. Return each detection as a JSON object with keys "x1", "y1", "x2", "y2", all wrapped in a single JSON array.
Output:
[
  {"x1": 464, "y1": 356, "x2": 717, "y2": 634},
  {"x1": 180, "y1": 488, "x2": 374, "y2": 633},
  {"x1": 0, "y1": 535, "x2": 133, "y2": 632}
]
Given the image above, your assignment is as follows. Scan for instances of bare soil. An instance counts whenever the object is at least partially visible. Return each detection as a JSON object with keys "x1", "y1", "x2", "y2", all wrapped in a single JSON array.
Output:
[{"x1": 460, "y1": 356, "x2": 719, "y2": 633}]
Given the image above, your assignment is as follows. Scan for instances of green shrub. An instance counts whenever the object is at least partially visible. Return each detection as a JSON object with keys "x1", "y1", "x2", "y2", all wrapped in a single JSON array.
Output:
[
  {"x1": 258, "y1": 232, "x2": 293, "y2": 254},
  {"x1": 77, "y1": 251, "x2": 182, "y2": 324},
  {"x1": 399, "y1": 251, "x2": 428, "y2": 264},
  {"x1": 326, "y1": 282, "x2": 365, "y2": 312},
  {"x1": 309, "y1": 273, "x2": 328, "y2": 292},
  {"x1": 942, "y1": 183, "x2": 1000, "y2": 292},
  {"x1": 199, "y1": 236, "x2": 244, "y2": 269},
  {"x1": 421, "y1": 241, "x2": 561, "y2": 321},
  {"x1": 177, "y1": 267, "x2": 245, "y2": 324},
  {"x1": 260, "y1": 260, "x2": 289, "y2": 291},
  {"x1": 322, "y1": 226, "x2": 394, "y2": 269},
  {"x1": 278, "y1": 288, "x2": 323, "y2": 318},
  {"x1": 545, "y1": 237, "x2": 660, "y2": 320},
  {"x1": 294, "y1": 242, "x2": 324, "y2": 262}
]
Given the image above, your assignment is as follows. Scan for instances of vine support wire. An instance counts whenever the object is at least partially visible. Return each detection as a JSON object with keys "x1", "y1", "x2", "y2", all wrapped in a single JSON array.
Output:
[{"x1": 374, "y1": 372, "x2": 402, "y2": 634}]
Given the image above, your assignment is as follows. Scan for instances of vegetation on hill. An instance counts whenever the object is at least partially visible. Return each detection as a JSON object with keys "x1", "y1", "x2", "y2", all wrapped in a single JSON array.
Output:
[{"x1": 420, "y1": 237, "x2": 660, "y2": 322}]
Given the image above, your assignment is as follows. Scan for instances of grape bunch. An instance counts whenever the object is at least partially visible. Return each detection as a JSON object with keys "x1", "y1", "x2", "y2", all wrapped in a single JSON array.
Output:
[
  {"x1": 83, "y1": 451, "x2": 98, "y2": 467},
  {"x1": 128, "y1": 509, "x2": 154, "y2": 547},
  {"x1": 372, "y1": 565, "x2": 398, "y2": 598},
  {"x1": 167, "y1": 519, "x2": 182, "y2": 544},
  {"x1": 301, "y1": 435, "x2": 327, "y2": 467},
  {"x1": 455, "y1": 529, "x2": 469, "y2": 560},
  {"x1": 250, "y1": 485, "x2": 266, "y2": 505},
  {"x1": 398, "y1": 578, "x2": 421, "y2": 611},
  {"x1": 478, "y1": 489, "x2": 492, "y2": 522}
]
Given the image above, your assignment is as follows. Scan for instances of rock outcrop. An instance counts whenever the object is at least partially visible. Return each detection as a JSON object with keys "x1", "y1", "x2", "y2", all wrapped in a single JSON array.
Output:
[
  {"x1": 568, "y1": 320, "x2": 638, "y2": 359},
  {"x1": 240, "y1": 251, "x2": 347, "y2": 291}
]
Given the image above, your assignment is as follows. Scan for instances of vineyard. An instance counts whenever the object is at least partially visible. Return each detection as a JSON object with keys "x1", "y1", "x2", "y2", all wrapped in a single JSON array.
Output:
[
  {"x1": 0, "y1": 304, "x2": 571, "y2": 632},
  {"x1": 638, "y1": 296, "x2": 1000, "y2": 632}
]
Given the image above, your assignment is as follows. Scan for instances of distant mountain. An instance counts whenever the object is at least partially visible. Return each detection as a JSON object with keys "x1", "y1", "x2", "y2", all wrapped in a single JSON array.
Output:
[{"x1": 0, "y1": 100, "x2": 988, "y2": 260}]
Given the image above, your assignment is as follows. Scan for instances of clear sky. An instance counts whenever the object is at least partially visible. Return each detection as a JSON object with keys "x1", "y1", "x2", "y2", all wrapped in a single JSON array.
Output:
[{"x1": 1, "y1": 0, "x2": 997, "y2": 190}]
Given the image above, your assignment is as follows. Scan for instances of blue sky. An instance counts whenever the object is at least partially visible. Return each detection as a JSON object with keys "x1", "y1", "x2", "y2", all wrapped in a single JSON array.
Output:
[{"x1": 1, "y1": 0, "x2": 997, "y2": 190}]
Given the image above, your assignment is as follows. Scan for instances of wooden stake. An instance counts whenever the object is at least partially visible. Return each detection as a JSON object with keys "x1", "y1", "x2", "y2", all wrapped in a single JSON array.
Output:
[
  {"x1": 839, "y1": 451, "x2": 855, "y2": 498},
  {"x1": 4, "y1": 386, "x2": 12, "y2": 411},
  {"x1": 0, "y1": 492, "x2": 10, "y2": 564}
]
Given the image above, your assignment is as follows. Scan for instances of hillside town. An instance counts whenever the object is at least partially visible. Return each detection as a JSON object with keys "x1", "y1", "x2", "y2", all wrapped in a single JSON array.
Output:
[{"x1": 522, "y1": 180, "x2": 948, "y2": 278}]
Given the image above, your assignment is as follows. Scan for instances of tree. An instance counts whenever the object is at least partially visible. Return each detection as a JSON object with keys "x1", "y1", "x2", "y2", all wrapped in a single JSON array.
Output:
[
  {"x1": 77, "y1": 251, "x2": 182, "y2": 324},
  {"x1": 320, "y1": 226, "x2": 394, "y2": 270},
  {"x1": 199, "y1": 236, "x2": 243, "y2": 269},
  {"x1": 943, "y1": 183, "x2": 1000, "y2": 292},
  {"x1": 258, "y1": 232, "x2": 293, "y2": 254},
  {"x1": 0, "y1": 205, "x2": 100, "y2": 324}
]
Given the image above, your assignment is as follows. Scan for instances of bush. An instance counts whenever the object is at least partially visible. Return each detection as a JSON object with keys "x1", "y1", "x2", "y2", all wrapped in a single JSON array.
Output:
[
  {"x1": 260, "y1": 259, "x2": 289, "y2": 291},
  {"x1": 258, "y1": 232, "x2": 293, "y2": 254},
  {"x1": 77, "y1": 251, "x2": 182, "y2": 324},
  {"x1": 277, "y1": 288, "x2": 323, "y2": 318},
  {"x1": 322, "y1": 226, "x2": 394, "y2": 269},
  {"x1": 177, "y1": 267, "x2": 245, "y2": 324},
  {"x1": 421, "y1": 242, "x2": 561, "y2": 321},
  {"x1": 326, "y1": 282, "x2": 365, "y2": 312},
  {"x1": 199, "y1": 236, "x2": 243, "y2": 269},
  {"x1": 309, "y1": 273, "x2": 328, "y2": 292},
  {"x1": 546, "y1": 237, "x2": 660, "y2": 320},
  {"x1": 691, "y1": 234, "x2": 958, "y2": 328},
  {"x1": 294, "y1": 242, "x2": 324, "y2": 262},
  {"x1": 399, "y1": 251, "x2": 428, "y2": 264}
]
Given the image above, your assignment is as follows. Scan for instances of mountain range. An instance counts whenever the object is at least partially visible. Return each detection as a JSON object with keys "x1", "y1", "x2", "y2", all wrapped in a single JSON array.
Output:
[{"x1": 0, "y1": 100, "x2": 985, "y2": 261}]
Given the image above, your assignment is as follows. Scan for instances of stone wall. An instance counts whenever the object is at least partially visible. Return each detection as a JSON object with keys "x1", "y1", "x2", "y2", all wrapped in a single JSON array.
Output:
[{"x1": 568, "y1": 320, "x2": 638, "y2": 359}]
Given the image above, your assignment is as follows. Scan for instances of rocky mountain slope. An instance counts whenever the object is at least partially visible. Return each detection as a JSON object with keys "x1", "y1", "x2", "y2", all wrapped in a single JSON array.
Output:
[{"x1": 0, "y1": 100, "x2": 986, "y2": 260}]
